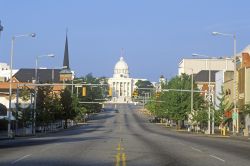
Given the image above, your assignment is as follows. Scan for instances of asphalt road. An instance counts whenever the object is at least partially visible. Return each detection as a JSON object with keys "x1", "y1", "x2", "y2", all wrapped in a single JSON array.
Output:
[{"x1": 1, "y1": 103, "x2": 250, "y2": 166}]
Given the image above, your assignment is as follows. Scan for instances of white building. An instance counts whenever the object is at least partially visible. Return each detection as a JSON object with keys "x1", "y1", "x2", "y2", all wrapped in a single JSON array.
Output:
[
  {"x1": 0, "y1": 63, "x2": 18, "y2": 82},
  {"x1": 108, "y1": 57, "x2": 146, "y2": 103},
  {"x1": 178, "y1": 58, "x2": 234, "y2": 76}
]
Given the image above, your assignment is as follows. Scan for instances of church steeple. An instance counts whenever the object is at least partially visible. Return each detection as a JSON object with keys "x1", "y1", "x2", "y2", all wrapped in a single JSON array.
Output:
[
  {"x1": 60, "y1": 31, "x2": 73, "y2": 82},
  {"x1": 63, "y1": 32, "x2": 70, "y2": 69}
]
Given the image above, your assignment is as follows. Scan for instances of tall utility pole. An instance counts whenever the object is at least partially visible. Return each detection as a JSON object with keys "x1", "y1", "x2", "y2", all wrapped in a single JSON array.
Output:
[
  {"x1": 0, "y1": 21, "x2": 3, "y2": 50},
  {"x1": 8, "y1": 33, "x2": 36, "y2": 138},
  {"x1": 0, "y1": 21, "x2": 3, "y2": 37},
  {"x1": 212, "y1": 32, "x2": 238, "y2": 134},
  {"x1": 208, "y1": 62, "x2": 211, "y2": 135}
]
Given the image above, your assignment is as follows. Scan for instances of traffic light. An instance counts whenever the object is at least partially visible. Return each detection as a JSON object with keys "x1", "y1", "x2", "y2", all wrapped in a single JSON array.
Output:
[
  {"x1": 156, "y1": 92, "x2": 160, "y2": 98},
  {"x1": 132, "y1": 90, "x2": 138, "y2": 97},
  {"x1": 108, "y1": 87, "x2": 112, "y2": 96},
  {"x1": 82, "y1": 86, "x2": 86, "y2": 96}
]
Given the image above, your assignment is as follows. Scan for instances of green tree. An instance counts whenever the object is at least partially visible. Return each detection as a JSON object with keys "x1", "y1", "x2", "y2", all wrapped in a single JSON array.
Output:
[
  {"x1": 77, "y1": 73, "x2": 105, "y2": 113},
  {"x1": 19, "y1": 87, "x2": 30, "y2": 102},
  {"x1": 36, "y1": 86, "x2": 54, "y2": 128},
  {"x1": 146, "y1": 73, "x2": 204, "y2": 129},
  {"x1": 135, "y1": 80, "x2": 154, "y2": 96},
  {"x1": 241, "y1": 104, "x2": 250, "y2": 116},
  {"x1": 60, "y1": 87, "x2": 75, "y2": 128},
  {"x1": 191, "y1": 108, "x2": 208, "y2": 129},
  {"x1": 163, "y1": 74, "x2": 192, "y2": 127},
  {"x1": 51, "y1": 93, "x2": 63, "y2": 121},
  {"x1": 16, "y1": 106, "x2": 33, "y2": 128},
  {"x1": 0, "y1": 103, "x2": 7, "y2": 116}
]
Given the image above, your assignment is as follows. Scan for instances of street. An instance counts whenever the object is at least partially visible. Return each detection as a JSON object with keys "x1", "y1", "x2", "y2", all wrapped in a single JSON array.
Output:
[{"x1": 0, "y1": 104, "x2": 250, "y2": 166}]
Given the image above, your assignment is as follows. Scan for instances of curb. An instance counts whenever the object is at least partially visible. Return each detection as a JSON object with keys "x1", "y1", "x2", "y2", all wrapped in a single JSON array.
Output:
[{"x1": 0, "y1": 123, "x2": 87, "y2": 141}]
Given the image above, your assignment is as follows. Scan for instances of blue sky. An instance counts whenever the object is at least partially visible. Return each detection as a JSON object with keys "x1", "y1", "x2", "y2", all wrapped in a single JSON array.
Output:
[{"x1": 0, "y1": 0, "x2": 250, "y2": 81}]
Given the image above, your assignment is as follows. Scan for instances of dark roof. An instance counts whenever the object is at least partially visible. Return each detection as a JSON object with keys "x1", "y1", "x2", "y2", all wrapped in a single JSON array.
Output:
[
  {"x1": 194, "y1": 70, "x2": 219, "y2": 82},
  {"x1": 13, "y1": 68, "x2": 61, "y2": 83}
]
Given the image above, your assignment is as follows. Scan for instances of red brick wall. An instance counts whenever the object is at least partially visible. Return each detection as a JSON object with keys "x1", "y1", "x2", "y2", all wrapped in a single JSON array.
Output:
[{"x1": 242, "y1": 53, "x2": 250, "y2": 68}]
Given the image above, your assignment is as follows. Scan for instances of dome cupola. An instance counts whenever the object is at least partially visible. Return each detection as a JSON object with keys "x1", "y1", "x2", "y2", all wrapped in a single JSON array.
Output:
[{"x1": 113, "y1": 57, "x2": 129, "y2": 78}]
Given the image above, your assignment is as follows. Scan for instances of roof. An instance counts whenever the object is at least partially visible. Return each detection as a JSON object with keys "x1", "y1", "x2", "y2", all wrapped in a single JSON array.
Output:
[
  {"x1": 63, "y1": 34, "x2": 70, "y2": 69},
  {"x1": 241, "y1": 45, "x2": 250, "y2": 55},
  {"x1": 0, "y1": 82, "x2": 65, "y2": 94},
  {"x1": 13, "y1": 68, "x2": 61, "y2": 83},
  {"x1": 114, "y1": 57, "x2": 129, "y2": 70},
  {"x1": 194, "y1": 70, "x2": 219, "y2": 83}
]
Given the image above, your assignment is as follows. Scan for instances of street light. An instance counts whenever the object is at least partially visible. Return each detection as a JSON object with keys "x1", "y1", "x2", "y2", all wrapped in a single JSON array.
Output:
[
  {"x1": 0, "y1": 20, "x2": 3, "y2": 37},
  {"x1": 33, "y1": 53, "x2": 55, "y2": 134},
  {"x1": 192, "y1": 53, "x2": 214, "y2": 134},
  {"x1": 35, "y1": 54, "x2": 55, "y2": 83},
  {"x1": 8, "y1": 33, "x2": 36, "y2": 138},
  {"x1": 212, "y1": 31, "x2": 238, "y2": 134}
]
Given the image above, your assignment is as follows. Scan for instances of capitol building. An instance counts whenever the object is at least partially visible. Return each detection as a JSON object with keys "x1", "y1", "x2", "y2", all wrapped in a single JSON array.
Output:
[{"x1": 108, "y1": 57, "x2": 146, "y2": 103}]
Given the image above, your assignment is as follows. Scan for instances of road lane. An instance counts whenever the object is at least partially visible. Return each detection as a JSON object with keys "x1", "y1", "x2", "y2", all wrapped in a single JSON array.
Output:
[{"x1": 0, "y1": 104, "x2": 250, "y2": 166}]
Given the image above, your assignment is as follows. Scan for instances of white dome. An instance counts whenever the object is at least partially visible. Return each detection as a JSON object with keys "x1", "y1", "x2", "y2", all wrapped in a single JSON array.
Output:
[
  {"x1": 113, "y1": 57, "x2": 130, "y2": 78},
  {"x1": 114, "y1": 57, "x2": 128, "y2": 70}
]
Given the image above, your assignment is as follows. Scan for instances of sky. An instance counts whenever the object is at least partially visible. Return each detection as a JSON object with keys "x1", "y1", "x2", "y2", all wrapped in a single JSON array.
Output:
[{"x1": 1, "y1": 0, "x2": 250, "y2": 81}]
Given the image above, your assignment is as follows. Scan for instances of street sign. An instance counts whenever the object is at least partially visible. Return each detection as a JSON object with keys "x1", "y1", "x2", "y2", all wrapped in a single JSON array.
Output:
[
  {"x1": 75, "y1": 84, "x2": 82, "y2": 88},
  {"x1": 232, "y1": 112, "x2": 238, "y2": 120}
]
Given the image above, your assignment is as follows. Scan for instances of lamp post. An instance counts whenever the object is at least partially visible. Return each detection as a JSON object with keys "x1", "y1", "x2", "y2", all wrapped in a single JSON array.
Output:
[
  {"x1": 192, "y1": 53, "x2": 217, "y2": 134},
  {"x1": 8, "y1": 33, "x2": 36, "y2": 138},
  {"x1": 0, "y1": 20, "x2": 3, "y2": 37},
  {"x1": 35, "y1": 54, "x2": 55, "y2": 83},
  {"x1": 212, "y1": 31, "x2": 238, "y2": 134},
  {"x1": 33, "y1": 54, "x2": 55, "y2": 134}
]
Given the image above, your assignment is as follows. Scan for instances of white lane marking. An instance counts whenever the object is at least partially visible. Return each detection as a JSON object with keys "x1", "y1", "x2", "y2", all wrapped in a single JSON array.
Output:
[
  {"x1": 191, "y1": 147, "x2": 202, "y2": 152},
  {"x1": 209, "y1": 154, "x2": 225, "y2": 162},
  {"x1": 11, "y1": 154, "x2": 32, "y2": 164}
]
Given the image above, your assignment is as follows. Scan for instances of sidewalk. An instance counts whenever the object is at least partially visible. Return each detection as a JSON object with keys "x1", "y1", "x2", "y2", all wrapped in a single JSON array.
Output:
[
  {"x1": 168, "y1": 126, "x2": 250, "y2": 142},
  {"x1": 0, "y1": 123, "x2": 88, "y2": 141},
  {"x1": 137, "y1": 108, "x2": 250, "y2": 142}
]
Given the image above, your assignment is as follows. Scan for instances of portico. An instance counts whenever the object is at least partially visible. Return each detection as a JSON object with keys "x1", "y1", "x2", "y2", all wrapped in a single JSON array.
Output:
[{"x1": 108, "y1": 57, "x2": 133, "y2": 103}]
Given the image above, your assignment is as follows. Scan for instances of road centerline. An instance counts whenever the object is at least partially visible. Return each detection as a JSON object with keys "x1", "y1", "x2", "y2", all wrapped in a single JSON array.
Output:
[{"x1": 11, "y1": 154, "x2": 32, "y2": 164}]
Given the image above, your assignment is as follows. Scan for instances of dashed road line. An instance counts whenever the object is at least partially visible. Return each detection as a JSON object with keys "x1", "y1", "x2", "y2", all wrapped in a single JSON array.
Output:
[
  {"x1": 191, "y1": 147, "x2": 202, "y2": 152},
  {"x1": 209, "y1": 154, "x2": 225, "y2": 162},
  {"x1": 11, "y1": 154, "x2": 32, "y2": 164}
]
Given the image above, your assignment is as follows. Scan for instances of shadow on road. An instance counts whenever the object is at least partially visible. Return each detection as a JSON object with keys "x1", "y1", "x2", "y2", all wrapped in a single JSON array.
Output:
[{"x1": 0, "y1": 135, "x2": 104, "y2": 149}]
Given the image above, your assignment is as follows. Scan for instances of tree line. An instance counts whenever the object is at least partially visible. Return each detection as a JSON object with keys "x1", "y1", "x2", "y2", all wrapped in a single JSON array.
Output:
[
  {"x1": 144, "y1": 73, "x2": 250, "y2": 131},
  {"x1": 16, "y1": 73, "x2": 108, "y2": 130}
]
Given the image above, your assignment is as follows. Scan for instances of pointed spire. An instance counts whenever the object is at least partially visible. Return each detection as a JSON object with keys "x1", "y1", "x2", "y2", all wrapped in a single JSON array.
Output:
[
  {"x1": 63, "y1": 30, "x2": 70, "y2": 69},
  {"x1": 120, "y1": 48, "x2": 125, "y2": 59}
]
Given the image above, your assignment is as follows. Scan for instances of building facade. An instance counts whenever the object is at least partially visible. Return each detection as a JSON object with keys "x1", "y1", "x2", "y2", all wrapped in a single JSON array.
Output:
[
  {"x1": 108, "y1": 57, "x2": 146, "y2": 103},
  {"x1": 178, "y1": 58, "x2": 234, "y2": 76},
  {"x1": 0, "y1": 63, "x2": 18, "y2": 82}
]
